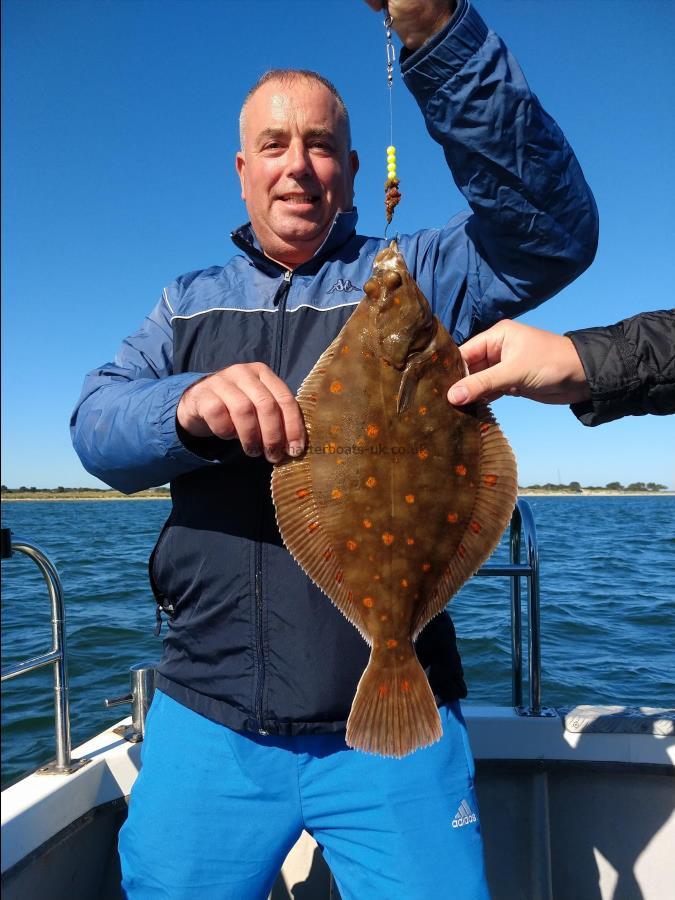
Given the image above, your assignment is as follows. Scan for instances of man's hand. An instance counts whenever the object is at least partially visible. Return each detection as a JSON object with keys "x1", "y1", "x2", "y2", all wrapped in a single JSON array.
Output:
[
  {"x1": 363, "y1": 0, "x2": 456, "y2": 51},
  {"x1": 177, "y1": 363, "x2": 306, "y2": 463},
  {"x1": 447, "y1": 320, "x2": 592, "y2": 407}
]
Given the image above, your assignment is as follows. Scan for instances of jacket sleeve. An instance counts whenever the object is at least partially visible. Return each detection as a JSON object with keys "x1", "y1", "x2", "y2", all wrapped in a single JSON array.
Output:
[
  {"x1": 70, "y1": 291, "x2": 219, "y2": 493},
  {"x1": 566, "y1": 310, "x2": 675, "y2": 426},
  {"x1": 401, "y1": 0, "x2": 598, "y2": 337}
]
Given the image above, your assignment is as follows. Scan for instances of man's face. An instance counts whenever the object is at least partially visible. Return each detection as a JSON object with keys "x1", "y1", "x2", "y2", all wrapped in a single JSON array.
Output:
[{"x1": 236, "y1": 78, "x2": 359, "y2": 269}]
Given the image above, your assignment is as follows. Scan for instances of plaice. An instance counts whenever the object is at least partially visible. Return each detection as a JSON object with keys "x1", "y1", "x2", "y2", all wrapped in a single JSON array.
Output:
[{"x1": 271, "y1": 241, "x2": 517, "y2": 757}]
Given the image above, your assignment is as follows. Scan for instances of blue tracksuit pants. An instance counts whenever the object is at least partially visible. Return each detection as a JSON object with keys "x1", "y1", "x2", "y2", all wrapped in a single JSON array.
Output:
[{"x1": 119, "y1": 690, "x2": 490, "y2": 899}]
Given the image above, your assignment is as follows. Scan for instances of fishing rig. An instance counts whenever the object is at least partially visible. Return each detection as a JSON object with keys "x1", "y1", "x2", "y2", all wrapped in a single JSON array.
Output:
[{"x1": 383, "y1": 5, "x2": 401, "y2": 234}]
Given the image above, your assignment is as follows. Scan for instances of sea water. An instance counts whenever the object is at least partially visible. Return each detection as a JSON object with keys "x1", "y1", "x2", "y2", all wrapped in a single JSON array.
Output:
[{"x1": 1, "y1": 496, "x2": 674, "y2": 787}]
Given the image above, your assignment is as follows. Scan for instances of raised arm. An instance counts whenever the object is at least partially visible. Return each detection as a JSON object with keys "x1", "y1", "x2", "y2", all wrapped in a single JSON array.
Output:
[{"x1": 370, "y1": 0, "x2": 599, "y2": 335}]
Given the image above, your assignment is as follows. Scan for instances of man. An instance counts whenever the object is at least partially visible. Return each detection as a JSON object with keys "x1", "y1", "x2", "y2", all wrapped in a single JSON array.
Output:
[
  {"x1": 71, "y1": 1, "x2": 598, "y2": 897},
  {"x1": 448, "y1": 311, "x2": 675, "y2": 422}
]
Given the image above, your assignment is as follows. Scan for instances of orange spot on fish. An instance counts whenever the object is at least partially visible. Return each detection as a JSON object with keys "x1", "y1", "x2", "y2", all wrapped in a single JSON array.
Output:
[
  {"x1": 393, "y1": 296, "x2": 401, "y2": 305},
  {"x1": 422, "y1": 562, "x2": 431, "y2": 572},
  {"x1": 382, "y1": 533, "x2": 395, "y2": 546},
  {"x1": 366, "y1": 424, "x2": 379, "y2": 437},
  {"x1": 406, "y1": 537, "x2": 415, "y2": 545},
  {"x1": 418, "y1": 406, "x2": 428, "y2": 416},
  {"x1": 480, "y1": 422, "x2": 490, "y2": 433},
  {"x1": 405, "y1": 494, "x2": 415, "y2": 504},
  {"x1": 330, "y1": 424, "x2": 341, "y2": 435},
  {"x1": 483, "y1": 474, "x2": 499, "y2": 486},
  {"x1": 470, "y1": 521, "x2": 482, "y2": 534},
  {"x1": 458, "y1": 544, "x2": 466, "y2": 558},
  {"x1": 400, "y1": 578, "x2": 409, "y2": 588},
  {"x1": 401, "y1": 679, "x2": 411, "y2": 692},
  {"x1": 323, "y1": 548, "x2": 334, "y2": 561},
  {"x1": 336, "y1": 459, "x2": 345, "y2": 465},
  {"x1": 442, "y1": 357, "x2": 451, "y2": 368},
  {"x1": 329, "y1": 381, "x2": 343, "y2": 394},
  {"x1": 341, "y1": 345, "x2": 350, "y2": 354},
  {"x1": 378, "y1": 683, "x2": 389, "y2": 697},
  {"x1": 335, "y1": 570, "x2": 343, "y2": 583},
  {"x1": 447, "y1": 512, "x2": 459, "y2": 523},
  {"x1": 307, "y1": 522, "x2": 319, "y2": 533},
  {"x1": 365, "y1": 477, "x2": 377, "y2": 488},
  {"x1": 431, "y1": 352, "x2": 439, "y2": 363},
  {"x1": 363, "y1": 518, "x2": 373, "y2": 529},
  {"x1": 380, "y1": 613, "x2": 389, "y2": 622},
  {"x1": 386, "y1": 639, "x2": 398, "y2": 649},
  {"x1": 362, "y1": 596, "x2": 375, "y2": 608},
  {"x1": 346, "y1": 539, "x2": 358, "y2": 551},
  {"x1": 296, "y1": 489, "x2": 309, "y2": 499},
  {"x1": 323, "y1": 442, "x2": 337, "y2": 454},
  {"x1": 373, "y1": 574, "x2": 381, "y2": 581},
  {"x1": 356, "y1": 438, "x2": 366, "y2": 448},
  {"x1": 331, "y1": 488, "x2": 343, "y2": 500},
  {"x1": 455, "y1": 464, "x2": 468, "y2": 476},
  {"x1": 418, "y1": 449, "x2": 429, "y2": 461},
  {"x1": 362, "y1": 349, "x2": 374, "y2": 359}
]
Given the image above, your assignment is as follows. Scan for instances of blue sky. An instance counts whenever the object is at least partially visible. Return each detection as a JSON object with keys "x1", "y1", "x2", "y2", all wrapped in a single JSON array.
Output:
[{"x1": 2, "y1": 0, "x2": 674, "y2": 490}]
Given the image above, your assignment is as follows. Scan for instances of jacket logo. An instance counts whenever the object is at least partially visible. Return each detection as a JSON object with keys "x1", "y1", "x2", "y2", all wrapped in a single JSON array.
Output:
[{"x1": 327, "y1": 278, "x2": 361, "y2": 295}]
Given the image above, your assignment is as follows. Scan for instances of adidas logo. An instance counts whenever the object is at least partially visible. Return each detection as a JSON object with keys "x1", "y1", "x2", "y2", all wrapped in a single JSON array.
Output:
[{"x1": 451, "y1": 799, "x2": 477, "y2": 829}]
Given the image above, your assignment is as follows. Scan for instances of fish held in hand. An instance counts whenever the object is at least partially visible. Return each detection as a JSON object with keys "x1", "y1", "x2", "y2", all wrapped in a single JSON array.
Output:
[{"x1": 271, "y1": 242, "x2": 517, "y2": 757}]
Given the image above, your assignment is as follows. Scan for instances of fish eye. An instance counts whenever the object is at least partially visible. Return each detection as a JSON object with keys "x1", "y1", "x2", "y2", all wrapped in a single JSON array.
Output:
[
  {"x1": 364, "y1": 278, "x2": 379, "y2": 298},
  {"x1": 383, "y1": 270, "x2": 402, "y2": 290}
]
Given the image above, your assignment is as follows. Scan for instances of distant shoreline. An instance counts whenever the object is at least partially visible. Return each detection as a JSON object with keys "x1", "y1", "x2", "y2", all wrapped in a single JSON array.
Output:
[
  {"x1": 2, "y1": 491, "x2": 673, "y2": 502},
  {"x1": 518, "y1": 491, "x2": 674, "y2": 497}
]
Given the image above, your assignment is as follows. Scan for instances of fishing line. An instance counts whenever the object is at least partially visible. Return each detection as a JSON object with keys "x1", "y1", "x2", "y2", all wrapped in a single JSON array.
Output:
[{"x1": 383, "y1": 4, "x2": 401, "y2": 237}]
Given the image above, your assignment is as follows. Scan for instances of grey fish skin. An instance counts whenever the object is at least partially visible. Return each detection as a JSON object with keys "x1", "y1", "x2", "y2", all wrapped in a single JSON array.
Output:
[{"x1": 272, "y1": 241, "x2": 518, "y2": 757}]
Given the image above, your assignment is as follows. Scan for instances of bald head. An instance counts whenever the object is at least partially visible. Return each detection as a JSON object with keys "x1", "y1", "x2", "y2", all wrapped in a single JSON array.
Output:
[{"x1": 239, "y1": 69, "x2": 351, "y2": 151}]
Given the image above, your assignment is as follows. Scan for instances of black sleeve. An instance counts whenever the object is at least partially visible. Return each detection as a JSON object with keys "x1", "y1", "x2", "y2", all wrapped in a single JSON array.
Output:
[{"x1": 566, "y1": 309, "x2": 675, "y2": 426}]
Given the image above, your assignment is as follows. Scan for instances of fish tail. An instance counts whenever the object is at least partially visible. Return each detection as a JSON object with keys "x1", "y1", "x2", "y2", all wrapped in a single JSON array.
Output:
[{"x1": 346, "y1": 648, "x2": 442, "y2": 758}]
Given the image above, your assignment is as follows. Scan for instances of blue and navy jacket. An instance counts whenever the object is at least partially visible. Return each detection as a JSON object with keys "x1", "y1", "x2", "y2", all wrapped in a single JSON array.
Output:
[{"x1": 71, "y1": 1, "x2": 598, "y2": 735}]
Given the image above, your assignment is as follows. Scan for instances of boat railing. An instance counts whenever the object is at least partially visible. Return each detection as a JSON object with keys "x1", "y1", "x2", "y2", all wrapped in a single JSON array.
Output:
[
  {"x1": 477, "y1": 498, "x2": 548, "y2": 716},
  {"x1": 1, "y1": 528, "x2": 87, "y2": 774},
  {"x1": 0, "y1": 499, "x2": 546, "y2": 777}
]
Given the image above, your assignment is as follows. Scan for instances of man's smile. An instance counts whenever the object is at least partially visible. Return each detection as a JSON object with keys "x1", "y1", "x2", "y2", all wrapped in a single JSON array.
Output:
[{"x1": 277, "y1": 192, "x2": 319, "y2": 205}]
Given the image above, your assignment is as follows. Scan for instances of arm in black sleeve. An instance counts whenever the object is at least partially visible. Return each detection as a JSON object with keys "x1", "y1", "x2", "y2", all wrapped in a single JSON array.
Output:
[{"x1": 567, "y1": 310, "x2": 675, "y2": 426}]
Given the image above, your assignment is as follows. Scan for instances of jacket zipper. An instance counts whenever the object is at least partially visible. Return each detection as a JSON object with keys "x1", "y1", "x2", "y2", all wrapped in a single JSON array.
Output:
[{"x1": 254, "y1": 268, "x2": 293, "y2": 734}]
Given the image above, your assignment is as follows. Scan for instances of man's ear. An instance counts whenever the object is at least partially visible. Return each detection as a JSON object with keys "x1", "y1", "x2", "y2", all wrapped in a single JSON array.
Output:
[
  {"x1": 350, "y1": 149, "x2": 360, "y2": 179},
  {"x1": 235, "y1": 151, "x2": 246, "y2": 201}
]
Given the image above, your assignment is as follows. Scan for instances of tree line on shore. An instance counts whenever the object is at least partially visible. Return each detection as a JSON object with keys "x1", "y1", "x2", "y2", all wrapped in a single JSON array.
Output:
[
  {"x1": 1, "y1": 482, "x2": 669, "y2": 497},
  {"x1": 1, "y1": 486, "x2": 171, "y2": 497},
  {"x1": 517, "y1": 481, "x2": 668, "y2": 493}
]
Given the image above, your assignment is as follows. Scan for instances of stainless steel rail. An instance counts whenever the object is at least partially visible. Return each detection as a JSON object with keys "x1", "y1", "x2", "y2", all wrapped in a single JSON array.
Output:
[
  {"x1": 0, "y1": 498, "x2": 544, "y2": 783},
  {"x1": 476, "y1": 498, "x2": 545, "y2": 715},
  {"x1": 1, "y1": 530, "x2": 87, "y2": 774}
]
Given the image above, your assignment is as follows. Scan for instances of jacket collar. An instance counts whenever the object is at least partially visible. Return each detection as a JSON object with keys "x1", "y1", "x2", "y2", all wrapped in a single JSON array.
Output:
[{"x1": 231, "y1": 208, "x2": 358, "y2": 277}]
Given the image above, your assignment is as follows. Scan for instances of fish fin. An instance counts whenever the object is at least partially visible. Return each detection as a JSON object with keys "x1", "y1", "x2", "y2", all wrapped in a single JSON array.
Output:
[
  {"x1": 271, "y1": 457, "x2": 370, "y2": 640},
  {"x1": 397, "y1": 330, "x2": 442, "y2": 413},
  {"x1": 396, "y1": 369, "x2": 419, "y2": 414},
  {"x1": 271, "y1": 329, "x2": 371, "y2": 640},
  {"x1": 346, "y1": 648, "x2": 442, "y2": 757},
  {"x1": 413, "y1": 402, "x2": 518, "y2": 637}
]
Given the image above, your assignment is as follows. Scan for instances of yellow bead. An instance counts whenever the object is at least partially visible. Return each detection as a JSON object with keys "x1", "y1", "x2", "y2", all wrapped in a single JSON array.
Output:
[
  {"x1": 386, "y1": 145, "x2": 396, "y2": 155},
  {"x1": 387, "y1": 153, "x2": 396, "y2": 164},
  {"x1": 387, "y1": 165, "x2": 397, "y2": 176}
]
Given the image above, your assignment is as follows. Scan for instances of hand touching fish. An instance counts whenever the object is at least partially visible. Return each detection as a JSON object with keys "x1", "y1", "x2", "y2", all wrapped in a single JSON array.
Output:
[{"x1": 272, "y1": 242, "x2": 517, "y2": 757}]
